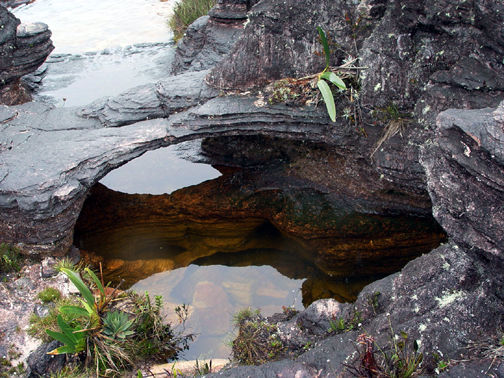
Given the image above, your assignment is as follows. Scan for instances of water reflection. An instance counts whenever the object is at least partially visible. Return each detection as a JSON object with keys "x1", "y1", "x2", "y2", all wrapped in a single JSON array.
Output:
[
  {"x1": 132, "y1": 264, "x2": 305, "y2": 359},
  {"x1": 99, "y1": 144, "x2": 221, "y2": 195}
]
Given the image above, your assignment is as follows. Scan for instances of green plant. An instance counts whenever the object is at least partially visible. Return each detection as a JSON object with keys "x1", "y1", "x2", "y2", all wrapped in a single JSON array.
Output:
[
  {"x1": 344, "y1": 331, "x2": 423, "y2": 378},
  {"x1": 168, "y1": 0, "x2": 216, "y2": 42},
  {"x1": 371, "y1": 104, "x2": 412, "y2": 157},
  {"x1": 130, "y1": 292, "x2": 193, "y2": 361},
  {"x1": 49, "y1": 365, "x2": 91, "y2": 378},
  {"x1": 368, "y1": 291, "x2": 381, "y2": 315},
  {"x1": 103, "y1": 311, "x2": 134, "y2": 340},
  {"x1": 38, "y1": 287, "x2": 62, "y2": 304},
  {"x1": 46, "y1": 315, "x2": 87, "y2": 355},
  {"x1": 28, "y1": 296, "x2": 82, "y2": 342},
  {"x1": 328, "y1": 317, "x2": 346, "y2": 333},
  {"x1": 233, "y1": 307, "x2": 260, "y2": 327},
  {"x1": 38, "y1": 268, "x2": 192, "y2": 376},
  {"x1": 0, "y1": 346, "x2": 25, "y2": 378},
  {"x1": 0, "y1": 243, "x2": 23, "y2": 274},
  {"x1": 328, "y1": 311, "x2": 362, "y2": 334},
  {"x1": 436, "y1": 359, "x2": 449, "y2": 373},
  {"x1": 316, "y1": 27, "x2": 347, "y2": 122},
  {"x1": 231, "y1": 309, "x2": 284, "y2": 365},
  {"x1": 54, "y1": 257, "x2": 76, "y2": 272},
  {"x1": 194, "y1": 359, "x2": 212, "y2": 375},
  {"x1": 380, "y1": 330, "x2": 423, "y2": 377}
]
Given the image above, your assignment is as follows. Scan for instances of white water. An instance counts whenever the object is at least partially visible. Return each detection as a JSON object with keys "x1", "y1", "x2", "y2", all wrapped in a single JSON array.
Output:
[{"x1": 12, "y1": 0, "x2": 177, "y2": 53}]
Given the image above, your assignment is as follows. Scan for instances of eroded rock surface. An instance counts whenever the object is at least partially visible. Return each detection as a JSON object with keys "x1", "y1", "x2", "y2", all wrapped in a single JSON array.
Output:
[
  {"x1": 209, "y1": 97, "x2": 504, "y2": 376},
  {"x1": 422, "y1": 102, "x2": 504, "y2": 257},
  {"x1": 0, "y1": 5, "x2": 53, "y2": 104},
  {"x1": 171, "y1": 0, "x2": 255, "y2": 74},
  {"x1": 3, "y1": 0, "x2": 501, "y2": 257},
  {"x1": 208, "y1": 0, "x2": 504, "y2": 123}
]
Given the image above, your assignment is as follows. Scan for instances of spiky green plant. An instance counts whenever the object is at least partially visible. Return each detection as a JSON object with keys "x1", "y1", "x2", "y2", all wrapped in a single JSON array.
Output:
[{"x1": 103, "y1": 311, "x2": 134, "y2": 340}]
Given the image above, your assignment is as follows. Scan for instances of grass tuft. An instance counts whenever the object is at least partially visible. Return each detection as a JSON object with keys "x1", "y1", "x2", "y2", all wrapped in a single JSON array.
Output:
[
  {"x1": 168, "y1": 0, "x2": 216, "y2": 42},
  {"x1": 231, "y1": 308, "x2": 284, "y2": 365},
  {"x1": 38, "y1": 287, "x2": 62, "y2": 304}
]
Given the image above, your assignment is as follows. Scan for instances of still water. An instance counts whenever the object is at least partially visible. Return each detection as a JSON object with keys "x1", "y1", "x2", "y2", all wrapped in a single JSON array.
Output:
[
  {"x1": 12, "y1": 0, "x2": 177, "y2": 106},
  {"x1": 12, "y1": 0, "x2": 176, "y2": 53}
]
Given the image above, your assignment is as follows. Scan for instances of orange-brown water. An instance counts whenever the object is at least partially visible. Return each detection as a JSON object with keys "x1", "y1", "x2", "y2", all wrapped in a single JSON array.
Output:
[{"x1": 74, "y1": 148, "x2": 445, "y2": 359}]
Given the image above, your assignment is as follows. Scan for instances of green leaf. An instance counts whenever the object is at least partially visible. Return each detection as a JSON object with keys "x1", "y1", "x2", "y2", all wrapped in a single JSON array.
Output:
[
  {"x1": 320, "y1": 71, "x2": 346, "y2": 90},
  {"x1": 56, "y1": 314, "x2": 80, "y2": 344},
  {"x1": 59, "y1": 305, "x2": 90, "y2": 318},
  {"x1": 317, "y1": 79, "x2": 336, "y2": 122},
  {"x1": 61, "y1": 268, "x2": 95, "y2": 309},
  {"x1": 47, "y1": 344, "x2": 77, "y2": 355},
  {"x1": 84, "y1": 267, "x2": 105, "y2": 298},
  {"x1": 78, "y1": 298, "x2": 96, "y2": 317},
  {"x1": 46, "y1": 329, "x2": 75, "y2": 348},
  {"x1": 317, "y1": 26, "x2": 331, "y2": 69}
]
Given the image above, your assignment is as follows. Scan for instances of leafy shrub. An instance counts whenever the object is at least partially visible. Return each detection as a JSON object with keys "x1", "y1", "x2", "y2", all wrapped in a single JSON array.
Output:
[
  {"x1": 168, "y1": 0, "x2": 216, "y2": 42},
  {"x1": 38, "y1": 268, "x2": 193, "y2": 376}
]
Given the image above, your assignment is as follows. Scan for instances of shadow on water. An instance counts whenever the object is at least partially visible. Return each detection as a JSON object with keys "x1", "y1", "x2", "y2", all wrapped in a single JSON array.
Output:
[{"x1": 73, "y1": 143, "x2": 446, "y2": 359}]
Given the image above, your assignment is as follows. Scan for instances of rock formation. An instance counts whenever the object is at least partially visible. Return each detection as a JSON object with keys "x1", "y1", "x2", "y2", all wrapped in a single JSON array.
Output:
[
  {"x1": 171, "y1": 0, "x2": 258, "y2": 74},
  {"x1": 0, "y1": 0, "x2": 503, "y2": 374},
  {"x1": 208, "y1": 99, "x2": 504, "y2": 376},
  {"x1": 0, "y1": 5, "x2": 53, "y2": 105}
]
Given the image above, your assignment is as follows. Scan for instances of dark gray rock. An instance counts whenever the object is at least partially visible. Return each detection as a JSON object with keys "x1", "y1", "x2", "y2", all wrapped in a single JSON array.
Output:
[
  {"x1": 41, "y1": 256, "x2": 57, "y2": 277},
  {"x1": 171, "y1": 15, "x2": 245, "y2": 74},
  {"x1": 171, "y1": 0, "x2": 253, "y2": 74},
  {"x1": 439, "y1": 360, "x2": 504, "y2": 378},
  {"x1": 207, "y1": 0, "x2": 369, "y2": 90},
  {"x1": 207, "y1": 0, "x2": 504, "y2": 127},
  {"x1": 208, "y1": 0, "x2": 248, "y2": 22},
  {"x1": 79, "y1": 70, "x2": 219, "y2": 127},
  {"x1": 421, "y1": 101, "x2": 504, "y2": 257},
  {"x1": 27, "y1": 340, "x2": 66, "y2": 378},
  {"x1": 0, "y1": 5, "x2": 53, "y2": 105},
  {"x1": 33, "y1": 303, "x2": 50, "y2": 318},
  {"x1": 1, "y1": 70, "x2": 366, "y2": 254},
  {"x1": 212, "y1": 241, "x2": 504, "y2": 376}
]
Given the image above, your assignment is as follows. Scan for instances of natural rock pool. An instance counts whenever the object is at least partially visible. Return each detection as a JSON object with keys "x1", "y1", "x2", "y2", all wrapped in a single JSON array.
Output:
[
  {"x1": 11, "y1": 0, "x2": 447, "y2": 362},
  {"x1": 73, "y1": 145, "x2": 445, "y2": 359}
]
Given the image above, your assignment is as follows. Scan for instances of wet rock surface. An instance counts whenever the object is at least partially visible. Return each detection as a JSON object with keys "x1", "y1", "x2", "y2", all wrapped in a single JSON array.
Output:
[
  {"x1": 0, "y1": 5, "x2": 53, "y2": 104},
  {"x1": 171, "y1": 0, "x2": 253, "y2": 75}
]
